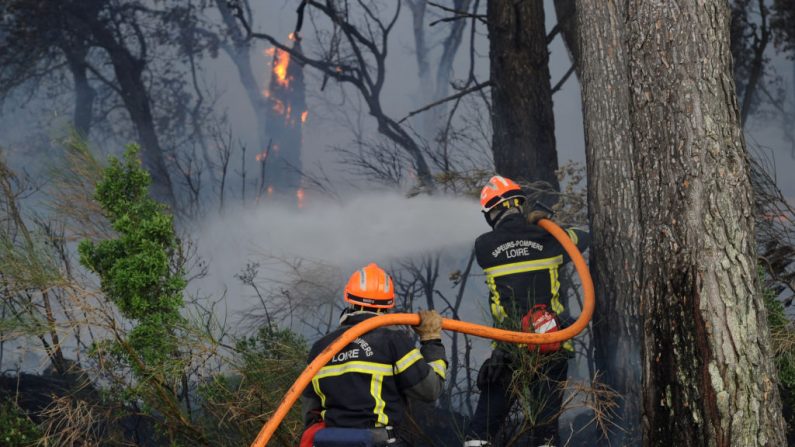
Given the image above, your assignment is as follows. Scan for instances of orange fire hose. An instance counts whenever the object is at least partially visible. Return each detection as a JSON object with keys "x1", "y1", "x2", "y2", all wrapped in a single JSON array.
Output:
[{"x1": 250, "y1": 219, "x2": 594, "y2": 447}]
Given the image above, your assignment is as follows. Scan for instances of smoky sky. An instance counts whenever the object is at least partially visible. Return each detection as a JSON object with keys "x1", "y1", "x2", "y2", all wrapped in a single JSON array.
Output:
[{"x1": 2, "y1": 1, "x2": 791, "y2": 198}]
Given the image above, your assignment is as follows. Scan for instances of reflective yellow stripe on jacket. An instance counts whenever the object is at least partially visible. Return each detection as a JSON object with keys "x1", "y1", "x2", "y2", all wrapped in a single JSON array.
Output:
[
  {"x1": 311, "y1": 349, "x2": 425, "y2": 426},
  {"x1": 483, "y1": 255, "x2": 565, "y2": 318}
]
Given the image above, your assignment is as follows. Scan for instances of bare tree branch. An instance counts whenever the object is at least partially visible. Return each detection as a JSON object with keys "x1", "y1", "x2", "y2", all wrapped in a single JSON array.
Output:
[{"x1": 399, "y1": 80, "x2": 492, "y2": 123}]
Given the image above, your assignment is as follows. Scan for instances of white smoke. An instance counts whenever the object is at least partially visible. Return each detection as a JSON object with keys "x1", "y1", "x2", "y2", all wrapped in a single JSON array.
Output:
[
  {"x1": 191, "y1": 192, "x2": 490, "y2": 317},
  {"x1": 197, "y1": 192, "x2": 486, "y2": 267}
]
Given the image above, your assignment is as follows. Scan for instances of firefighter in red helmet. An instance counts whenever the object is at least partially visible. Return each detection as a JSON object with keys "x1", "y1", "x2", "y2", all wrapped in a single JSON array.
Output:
[
  {"x1": 466, "y1": 176, "x2": 590, "y2": 447},
  {"x1": 301, "y1": 263, "x2": 447, "y2": 447}
]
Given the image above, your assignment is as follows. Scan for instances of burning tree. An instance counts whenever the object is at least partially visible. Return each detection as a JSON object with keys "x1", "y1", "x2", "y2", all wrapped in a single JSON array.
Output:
[{"x1": 262, "y1": 36, "x2": 307, "y2": 204}]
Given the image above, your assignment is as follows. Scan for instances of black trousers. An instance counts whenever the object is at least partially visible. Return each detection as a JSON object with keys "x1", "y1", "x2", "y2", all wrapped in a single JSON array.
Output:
[{"x1": 469, "y1": 352, "x2": 568, "y2": 446}]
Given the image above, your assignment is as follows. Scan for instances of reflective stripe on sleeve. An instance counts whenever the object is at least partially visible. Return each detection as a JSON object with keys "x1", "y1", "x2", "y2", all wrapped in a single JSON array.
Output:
[
  {"x1": 428, "y1": 359, "x2": 447, "y2": 380},
  {"x1": 566, "y1": 228, "x2": 579, "y2": 245},
  {"x1": 394, "y1": 348, "x2": 423, "y2": 374}
]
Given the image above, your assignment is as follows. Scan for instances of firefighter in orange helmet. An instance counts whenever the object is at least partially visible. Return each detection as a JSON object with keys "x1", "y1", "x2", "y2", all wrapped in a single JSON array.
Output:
[
  {"x1": 466, "y1": 176, "x2": 590, "y2": 447},
  {"x1": 301, "y1": 263, "x2": 447, "y2": 447}
]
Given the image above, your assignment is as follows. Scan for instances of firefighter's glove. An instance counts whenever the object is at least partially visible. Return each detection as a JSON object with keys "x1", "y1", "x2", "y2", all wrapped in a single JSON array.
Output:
[
  {"x1": 414, "y1": 310, "x2": 443, "y2": 342},
  {"x1": 527, "y1": 209, "x2": 551, "y2": 225},
  {"x1": 477, "y1": 349, "x2": 511, "y2": 390}
]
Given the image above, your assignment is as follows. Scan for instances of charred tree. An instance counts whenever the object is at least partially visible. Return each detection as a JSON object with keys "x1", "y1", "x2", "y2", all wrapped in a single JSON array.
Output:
[
  {"x1": 214, "y1": 0, "x2": 274, "y2": 175},
  {"x1": 234, "y1": 1, "x2": 436, "y2": 191},
  {"x1": 62, "y1": 45, "x2": 95, "y2": 138},
  {"x1": 86, "y1": 19, "x2": 175, "y2": 207},
  {"x1": 573, "y1": 1, "x2": 642, "y2": 445},
  {"x1": 0, "y1": 0, "x2": 97, "y2": 138},
  {"x1": 552, "y1": 0, "x2": 579, "y2": 73},
  {"x1": 407, "y1": 0, "x2": 472, "y2": 141},
  {"x1": 263, "y1": 39, "x2": 307, "y2": 199},
  {"x1": 578, "y1": 0, "x2": 786, "y2": 445},
  {"x1": 487, "y1": 0, "x2": 559, "y2": 198}
]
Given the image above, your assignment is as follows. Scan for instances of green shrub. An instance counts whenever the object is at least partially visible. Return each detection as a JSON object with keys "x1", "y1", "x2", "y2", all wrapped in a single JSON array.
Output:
[
  {"x1": 0, "y1": 398, "x2": 39, "y2": 447},
  {"x1": 79, "y1": 145, "x2": 186, "y2": 374}
]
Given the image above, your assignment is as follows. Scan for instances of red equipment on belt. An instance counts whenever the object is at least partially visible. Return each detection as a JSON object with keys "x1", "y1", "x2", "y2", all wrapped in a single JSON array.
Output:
[
  {"x1": 299, "y1": 421, "x2": 326, "y2": 447},
  {"x1": 522, "y1": 304, "x2": 561, "y2": 354}
]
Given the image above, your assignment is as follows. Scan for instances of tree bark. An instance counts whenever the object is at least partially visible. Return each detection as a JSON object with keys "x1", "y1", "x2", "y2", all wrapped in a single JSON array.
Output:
[
  {"x1": 574, "y1": 1, "x2": 642, "y2": 445},
  {"x1": 578, "y1": 1, "x2": 786, "y2": 445},
  {"x1": 487, "y1": 0, "x2": 559, "y2": 198},
  {"x1": 626, "y1": 1, "x2": 785, "y2": 445}
]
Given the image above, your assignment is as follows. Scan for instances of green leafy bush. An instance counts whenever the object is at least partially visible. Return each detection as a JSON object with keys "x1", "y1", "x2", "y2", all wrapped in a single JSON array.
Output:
[
  {"x1": 79, "y1": 145, "x2": 186, "y2": 373},
  {"x1": 0, "y1": 398, "x2": 39, "y2": 447}
]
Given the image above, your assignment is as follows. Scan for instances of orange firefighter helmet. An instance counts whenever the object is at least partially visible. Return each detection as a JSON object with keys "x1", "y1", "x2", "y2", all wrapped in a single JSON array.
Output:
[
  {"x1": 344, "y1": 263, "x2": 395, "y2": 309},
  {"x1": 479, "y1": 175, "x2": 525, "y2": 213}
]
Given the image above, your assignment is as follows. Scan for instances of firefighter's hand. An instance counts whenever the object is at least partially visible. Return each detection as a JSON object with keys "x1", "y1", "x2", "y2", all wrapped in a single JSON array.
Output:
[
  {"x1": 414, "y1": 310, "x2": 443, "y2": 342},
  {"x1": 477, "y1": 349, "x2": 510, "y2": 390},
  {"x1": 527, "y1": 209, "x2": 551, "y2": 225}
]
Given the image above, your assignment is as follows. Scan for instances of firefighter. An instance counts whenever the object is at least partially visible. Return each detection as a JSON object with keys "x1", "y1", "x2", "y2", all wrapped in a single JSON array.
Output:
[
  {"x1": 465, "y1": 176, "x2": 590, "y2": 447},
  {"x1": 301, "y1": 263, "x2": 447, "y2": 447}
]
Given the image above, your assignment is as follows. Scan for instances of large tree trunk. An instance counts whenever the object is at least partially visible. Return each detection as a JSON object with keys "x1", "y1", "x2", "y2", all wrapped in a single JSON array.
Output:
[
  {"x1": 487, "y1": 0, "x2": 559, "y2": 197},
  {"x1": 574, "y1": 1, "x2": 642, "y2": 445},
  {"x1": 578, "y1": 1, "x2": 786, "y2": 445},
  {"x1": 627, "y1": 2, "x2": 785, "y2": 445}
]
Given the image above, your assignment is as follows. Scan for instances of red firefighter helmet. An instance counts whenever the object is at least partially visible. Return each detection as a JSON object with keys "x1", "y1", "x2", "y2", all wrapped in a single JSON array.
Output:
[
  {"x1": 479, "y1": 175, "x2": 526, "y2": 213},
  {"x1": 344, "y1": 263, "x2": 395, "y2": 309}
]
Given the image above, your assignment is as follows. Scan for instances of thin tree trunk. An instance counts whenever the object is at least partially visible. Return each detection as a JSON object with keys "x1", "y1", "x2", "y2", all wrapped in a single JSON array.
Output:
[
  {"x1": 487, "y1": 0, "x2": 559, "y2": 198},
  {"x1": 574, "y1": 1, "x2": 642, "y2": 444},
  {"x1": 63, "y1": 47, "x2": 95, "y2": 138},
  {"x1": 85, "y1": 20, "x2": 175, "y2": 206},
  {"x1": 216, "y1": 0, "x2": 272, "y2": 161},
  {"x1": 433, "y1": 0, "x2": 472, "y2": 110},
  {"x1": 553, "y1": 0, "x2": 579, "y2": 72},
  {"x1": 407, "y1": 0, "x2": 434, "y2": 141},
  {"x1": 625, "y1": 1, "x2": 785, "y2": 445}
]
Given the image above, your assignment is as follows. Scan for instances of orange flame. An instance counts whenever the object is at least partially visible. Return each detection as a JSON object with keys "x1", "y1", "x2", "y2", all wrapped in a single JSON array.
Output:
[
  {"x1": 296, "y1": 188, "x2": 305, "y2": 209},
  {"x1": 272, "y1": 99, "x2": 285, "y2": 115},
  {"x1": 256, "y1": 150, "x2": 268, "y2": 162},
  {"x1": 263, "y1": 89, "x2": 270, "y2": 98},
  {"x1": 267, "y1": 186, "x2": 274, "y2": 197},
  {"x1": 265, "y1": 47, "x2": 275, "y2": 57},
  {"x1": 301, "y1": 111, "x2": 308, "y2": 123},
  {"x1": 273, "y1": 49, "x2": 290, "y2": 87},
  {"x1": 288, "y1": 32, "x2": 297, "y2": 41}
]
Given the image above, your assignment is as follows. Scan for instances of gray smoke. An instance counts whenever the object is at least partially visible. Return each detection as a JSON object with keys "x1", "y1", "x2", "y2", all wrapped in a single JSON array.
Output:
[
  {"x1": 192, "y1": 192, "x2": 489, "y2": 315},
  {"x1": 198, "y1": 192, "x2": 484, "y2": 264}
]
